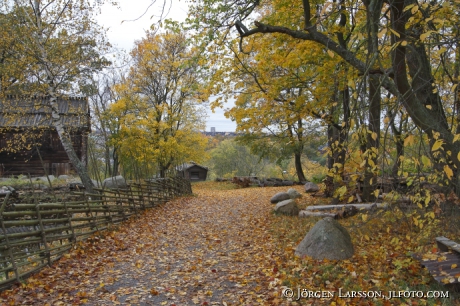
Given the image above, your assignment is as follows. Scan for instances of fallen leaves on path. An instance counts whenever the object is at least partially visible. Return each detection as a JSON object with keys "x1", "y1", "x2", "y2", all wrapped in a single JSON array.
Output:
[
  {"x1": 0, "y1": 182, "x2": 457, "y2": 305},
  {"x1": 0, "y1": 183, "x2": 288, "y2": 305}
]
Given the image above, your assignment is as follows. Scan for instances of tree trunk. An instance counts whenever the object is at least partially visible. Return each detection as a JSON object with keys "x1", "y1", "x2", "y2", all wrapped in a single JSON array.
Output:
[
  {"x1": 362, "y1": 0, "x2": 383, "y2": 201},
  {"x1": 294, "y1": 152, "x2": 307, "y2": 182},
  {"x1": 25, "y1": 0, "x2": 94, "y2": 193},
  {"x1": 391, "y1": 125, "x2": 404, "y2": 179},
  {"x1": 49, "y1": 96, "x2": 94, "y2": 193}
]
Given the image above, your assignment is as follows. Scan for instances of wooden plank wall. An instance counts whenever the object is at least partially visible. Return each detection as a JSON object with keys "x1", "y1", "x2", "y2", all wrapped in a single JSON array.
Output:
[{"x1": 0, "y1": 131, "x2": 87, "y2": 177}]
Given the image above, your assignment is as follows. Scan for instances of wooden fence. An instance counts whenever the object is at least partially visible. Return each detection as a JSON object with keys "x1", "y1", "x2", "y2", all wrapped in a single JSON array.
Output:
[{"x1": 0, "y1": 176, "x2": 192, "y2": 290}]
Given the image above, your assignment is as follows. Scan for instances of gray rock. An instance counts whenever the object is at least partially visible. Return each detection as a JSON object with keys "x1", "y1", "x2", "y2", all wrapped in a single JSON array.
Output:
[
  {"x1": 58, "y1": 175, "x2": 71, "y2": 180},
  {"x1": 91, "y1": 179, "x2": 100, "y2": 188},
  {"x1": 270, "y1": 192, "x2": 291, "y2": 204},
  {"x1": 287, "y1": 188, "x2": 302, "y2": 199},
  {"x1": 68, "y1": 178, "x2": 100, "y2": 189},
  {"x1": 102, "y1": 175, "x2": 127, "y2": 189},
  {"x1": 304, "y1": 182, "x2": 320, "y2": 193},
  {"x1": 274, "y1": 199, "x2": 300, "y2": 216},
  {"x1": 0, "y1": 186, "x2": 12, "y2": 195},
  {"x1": 295, "y1": 217, "x2": 354, "y2": 260},
  {"x1": 281, "y1": 180, "x2": 294, "y2": 186},
  {"x1": 36, "y1": 175, "x2": 56, "y2": 182}
]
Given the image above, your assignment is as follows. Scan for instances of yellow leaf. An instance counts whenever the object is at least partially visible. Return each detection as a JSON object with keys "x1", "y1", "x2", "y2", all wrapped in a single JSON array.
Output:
[
  {"x1": 348, "y1": 196, "x2": 354, "y2": 203},
  {"x1": 420, "y1": 32, "x2": 430, "y2": 41},
  {"x1": 457, "y1": 152, "x2": 460, "y2": 162},
  {"x1": 389, "y1": 28, "x2": 401, "y2": 38},
  {"x1": 371, "y1": 132, "x2": 378, "y2": 141},
  {"x1": 362, "y1": 214, "x2": 368, "y2": 222},
  {"x1": 401, "y1": 40, "x2": 408, "y2": 46},
  {"x1": 444, "y1": 165, "x2": 453, "y2": 180},
  {"x1": 404, "y1": 134, "x2": 414, "y2": 146},
  {"x1": 454, "y1": 134, "x2": 460, "y2": 143},
  {"x1": 432, "y1": 140, "x2": 443, "y2": 151},
  {"x1": 364, "y1": 235, "x2": 370, "y2": 241},
  {"x1": 426, "y1": 104, "x2": 432, "y2": 109},
  {"x1": 348, "y1": 79, "x2": 356, "y2": 89},
  {"x1": 327, "y1": 49, "x2": 335, "y2": 58},
  {"x1": 403, "y1": 4, "x2": 416, "y2": 12}
]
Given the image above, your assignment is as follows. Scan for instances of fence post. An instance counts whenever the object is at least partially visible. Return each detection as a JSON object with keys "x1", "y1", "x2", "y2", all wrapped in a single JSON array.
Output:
[
  {"x1": 63, "y1": 201, "x2": 76, "y2": 243},
  {"x1": 0, "y1": 193, "x2": 20, "y2": 283},
  {"x1": 85, "y1": 196, "x2": 99, "y2": 232},
  {"x1": 35, "y1": 203, "x2": 51, "y2": 266}
]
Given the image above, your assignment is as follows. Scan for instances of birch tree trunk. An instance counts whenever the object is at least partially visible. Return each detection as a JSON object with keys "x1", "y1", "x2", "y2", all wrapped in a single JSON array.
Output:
[{"x1": 13, "y1": 0, "x2": 96, "y2": 193}]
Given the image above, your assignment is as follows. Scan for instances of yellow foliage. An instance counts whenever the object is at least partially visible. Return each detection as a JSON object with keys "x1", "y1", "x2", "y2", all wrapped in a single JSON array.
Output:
[{"x1": 107, "y1": 29, "x2": 208, "y2": 174}]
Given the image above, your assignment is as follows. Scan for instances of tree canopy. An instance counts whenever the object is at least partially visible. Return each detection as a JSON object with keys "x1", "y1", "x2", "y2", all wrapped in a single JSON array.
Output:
[
  {"x1": 187, "y1": 0, "x2": 460, "y2": 202},
  {"x1": 107, "y1": 29, "x2": 209, "y2": 178}
]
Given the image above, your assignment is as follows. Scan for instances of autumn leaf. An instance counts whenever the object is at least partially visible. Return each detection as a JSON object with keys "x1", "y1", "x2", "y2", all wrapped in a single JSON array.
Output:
[
  {"x1": 432, "y1": 140, "x2": 443, "y2": 151},
  {"x1": 444, "y1": 165, "x2": 453, "y2": 180}
]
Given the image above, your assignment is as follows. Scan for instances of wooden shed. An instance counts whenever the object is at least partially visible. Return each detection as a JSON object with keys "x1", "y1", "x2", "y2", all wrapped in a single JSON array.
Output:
[
  {"x1": 0, "y1": 95, "x2": 90, "y2": 177},
  {"x1": 177, "y1": 162, "x2": 208, "y2": 181}
]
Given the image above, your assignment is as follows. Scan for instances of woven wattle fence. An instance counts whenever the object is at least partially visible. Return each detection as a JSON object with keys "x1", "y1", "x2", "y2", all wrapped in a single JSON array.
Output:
[{"x1": 0, "y1": 176, "x2": 192, "y2": 290}]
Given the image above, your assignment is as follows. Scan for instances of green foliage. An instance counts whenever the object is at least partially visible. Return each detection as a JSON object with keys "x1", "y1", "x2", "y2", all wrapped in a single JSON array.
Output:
[{"x1": 207, "y1": 138, "x2": 271, "y2": 179}]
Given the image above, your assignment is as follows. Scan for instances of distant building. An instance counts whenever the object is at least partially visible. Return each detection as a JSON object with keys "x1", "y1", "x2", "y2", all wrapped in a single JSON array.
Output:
[
  {"x1": 177, "y1": 162, "x2": 208, "y2": 181},
  {"x1": 211, "y1": 127, "x2": 216, "y2": 136},
  {"x1": 202, "y1": 131, "x2": 239, "y2": 137}
]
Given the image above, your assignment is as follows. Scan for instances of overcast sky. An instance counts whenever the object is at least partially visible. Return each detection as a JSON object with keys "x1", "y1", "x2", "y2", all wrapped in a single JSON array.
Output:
[{"x1": 96, "y1": 0, "x2": 237, "y2": 132}]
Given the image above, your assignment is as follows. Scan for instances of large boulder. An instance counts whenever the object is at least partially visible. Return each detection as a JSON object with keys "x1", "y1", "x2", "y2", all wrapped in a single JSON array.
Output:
[
  {"x1": 36, "y1": 175, "x2": 56, "y2": 183},
  {"x1": 68, "y1": 178, "x2": 100, "y2": 189},
  {"x1": 91, "y1": 180, "x2": 101, "y2": 188},
  {"x1": 274, "y1": 199, "x2": 299, "y2": 216},
  {"x1": 0, "y1": 186, "x2": 15, "y2": 196},
  {"x1": 103, "y1": 175, "x2": 127, "y2": 189},
  {"x1": 287, "y1": 188, "x2": 302, "y2": 199},
  {"x1": 295, "y1": 217, "x2": 354, "y2": 260},
  {"x1": 270, "y1": 192, "x2": 291, "y2": 204},
  {"x1": 304, "y1": 182, "x2": 320, "y2": 193}
]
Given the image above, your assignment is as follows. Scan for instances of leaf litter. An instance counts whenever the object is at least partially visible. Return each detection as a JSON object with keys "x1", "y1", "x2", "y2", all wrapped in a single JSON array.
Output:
[{"x1": 0, "y1": 182, "x2": 458, "y2": 305}]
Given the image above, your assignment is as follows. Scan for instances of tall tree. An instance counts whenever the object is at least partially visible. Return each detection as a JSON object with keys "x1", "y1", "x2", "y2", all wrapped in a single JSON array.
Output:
[
  {"x1": 1, "y1": 0, "x2": 111, "y2": 192},
  {"x1": 109, "y1": 29, "x2": 208, "y2": 178}
]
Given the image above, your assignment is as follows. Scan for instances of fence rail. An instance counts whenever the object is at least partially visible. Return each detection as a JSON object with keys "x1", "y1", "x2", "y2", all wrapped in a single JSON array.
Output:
[{"x1": 0, "y1": 176, "x2": 192, "y2": 290}]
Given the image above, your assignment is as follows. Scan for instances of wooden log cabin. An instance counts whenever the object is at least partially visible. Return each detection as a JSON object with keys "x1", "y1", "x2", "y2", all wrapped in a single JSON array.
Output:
[
  {"x1": 0, "y1": 96, "x2": 90, "y2": 177},
  {"x1": 177, "y1": 162, "x2": 208, "y2": 181}
]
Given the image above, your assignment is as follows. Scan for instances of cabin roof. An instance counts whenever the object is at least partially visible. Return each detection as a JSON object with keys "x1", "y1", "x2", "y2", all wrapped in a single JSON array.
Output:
[
  {"x1": 177, "y1": 162, "x2": 208, "y2": 171},
  {"x1": 0, "y1": 96, "x2": 89, "y2": 130}
]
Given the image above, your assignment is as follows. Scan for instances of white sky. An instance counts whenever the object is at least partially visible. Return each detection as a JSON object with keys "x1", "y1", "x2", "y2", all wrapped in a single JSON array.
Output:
[{"x1": 96, "y1": 0, "x2": 237, "y2": 132}]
